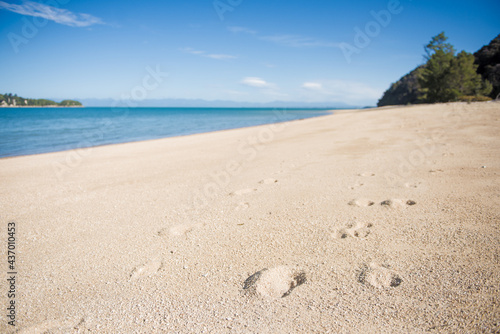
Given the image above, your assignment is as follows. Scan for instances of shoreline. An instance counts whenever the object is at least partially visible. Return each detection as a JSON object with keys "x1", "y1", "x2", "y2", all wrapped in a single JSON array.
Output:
[
  {"x1": 1, "y1": 101, "x2": 498, "y2": 333},
  {"x1": 2, "y1": 101, "x2": 492, "y2": 160},
  {"x1": 0, "y1": 108, "x2": 336, "y2": 160}
]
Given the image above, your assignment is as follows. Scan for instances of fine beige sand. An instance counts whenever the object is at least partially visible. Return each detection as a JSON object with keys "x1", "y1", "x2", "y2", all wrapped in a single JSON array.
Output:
[{"x1": 1, "y1": 102, "x2": 499, "y2": 333}]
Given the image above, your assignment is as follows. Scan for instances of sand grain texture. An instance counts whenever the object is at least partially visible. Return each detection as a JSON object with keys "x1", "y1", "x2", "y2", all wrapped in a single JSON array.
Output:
[{"x1": 1, "y1": 102, "x2": 499, "y2": 333}]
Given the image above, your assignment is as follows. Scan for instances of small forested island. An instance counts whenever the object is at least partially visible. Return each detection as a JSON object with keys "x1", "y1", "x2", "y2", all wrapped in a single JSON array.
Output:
[
  {"x1": 378, "y1": 33, "x2": 500, "y2": 106},
  {"x1": 0, "y1": 93, "x2": 83, "y2": 107}
]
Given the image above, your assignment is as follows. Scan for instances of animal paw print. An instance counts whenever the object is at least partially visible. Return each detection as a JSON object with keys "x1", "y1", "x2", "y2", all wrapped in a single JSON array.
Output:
[
  {"x1": 348, "y1": 199, "x2": 416, "y2": 208},
  {"x1": 380, "y1": 199, "x2": 416, "y2": 207},
  {"x1": 348, "y1": 198, "x2": 375, "y2": 207},
  {"x1": 349, "y1": 182, "x2": 364, "y2": 190},
  {"x1": 334, "y1": 222, "x2": 373, "y2": 239},
  {"x1": 358, "y1": 262, "x2": 402, "y2": 288}
]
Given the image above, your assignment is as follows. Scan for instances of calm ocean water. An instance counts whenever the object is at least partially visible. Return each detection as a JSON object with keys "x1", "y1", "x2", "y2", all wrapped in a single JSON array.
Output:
[{"x1": 0, "y1": 107, "x2": 332, "y2": 158}]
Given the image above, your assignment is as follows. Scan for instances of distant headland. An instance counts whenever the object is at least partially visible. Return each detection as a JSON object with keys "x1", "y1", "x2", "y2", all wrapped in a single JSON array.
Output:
[{"x1": 0, "y1": 93, "x2": 83, "y2": 107}]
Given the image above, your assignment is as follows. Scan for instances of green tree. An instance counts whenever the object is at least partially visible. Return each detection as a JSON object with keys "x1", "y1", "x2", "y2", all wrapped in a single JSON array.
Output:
[
  {"x1": 419, "y1": 32, "x2": 492, "y2": 103},
  {"x1": 424, "y1": 32, "x2": 455, "y2": 58},
  {"x1": 0, "y1": 93, "x2": 83, "y2": 106},
  {"x1": 418, "y1": 32, "x2": 457, "y2": 102},
  {"x1": 451, "y1": 51, "x2": 492, "y2": 97},
  {"x1": 59, "y1": 100, "x2": 82, "y2": 106},
  {"x1": 34, "y1": 99, "x2": 57, "y2": 106}
]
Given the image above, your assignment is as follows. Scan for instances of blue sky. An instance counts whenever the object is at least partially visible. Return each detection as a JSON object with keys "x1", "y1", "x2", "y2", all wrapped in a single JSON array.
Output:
[{"x1": 0, "y1": 0, "x2": 499, "y2": 106}]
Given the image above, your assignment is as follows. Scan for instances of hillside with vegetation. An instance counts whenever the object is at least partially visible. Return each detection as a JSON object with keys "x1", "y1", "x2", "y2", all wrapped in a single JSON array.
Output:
[
  {"x1": 378, "y1": 33, "x2": 499, "y2": 107},
  {"x1": 474, "y1": 34, "x2": 500, "y2": 100},
  {"x1": 376, "y1": 66, "x2": 424, "y2": 106},
  {"x1": 0, "y1": 93, "x2": 82, "y2": 107}
]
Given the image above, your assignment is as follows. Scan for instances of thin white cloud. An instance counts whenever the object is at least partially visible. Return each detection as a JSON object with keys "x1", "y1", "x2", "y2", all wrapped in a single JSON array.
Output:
[
  {"x1": 227, "y1": 25, "x2": 339, "y2": 49},
  {"x1": 206, "y1": 54, "x2": 237, "y2": 60},
  {"x1": 260, "y1": 34, "x2": 339, "y2": 48},
  {"x1": 0, "y1": 0, "x2": 103, "y2": 27},
  {"x1": 227, "y1": 26, "x2": 257, "y2": 35},
  {"x1": 181, "y1": 47, "x2": 237, "y2": 60},
  {"x1": 241, "y1": 77, "x2": 272, "y2": 88},
  {"x1": 302, "y1": 82, "x2": 323, "y2": 90},
  {"x1": 181, "y1": 47, "x2": 205, "y2": 55}
]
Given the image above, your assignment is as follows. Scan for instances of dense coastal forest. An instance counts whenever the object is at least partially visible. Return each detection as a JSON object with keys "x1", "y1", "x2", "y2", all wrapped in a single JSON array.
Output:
[
  {"x1": 0, "y1": 93, "x2": 82, "y2": 107},
  {"x1": 378, "y1": 33, "x2": 500, "y2": 106}
]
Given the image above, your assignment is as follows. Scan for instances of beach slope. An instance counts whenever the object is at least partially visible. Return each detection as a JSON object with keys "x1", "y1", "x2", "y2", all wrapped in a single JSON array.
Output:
[{"x1": 1, "y1": 102, "x2": 499, "y2": 333}]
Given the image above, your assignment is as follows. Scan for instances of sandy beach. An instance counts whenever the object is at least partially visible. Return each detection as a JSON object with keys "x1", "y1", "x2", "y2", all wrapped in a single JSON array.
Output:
[{"x1": 1, "y1": 102, "x2": 499, "y2": 333}]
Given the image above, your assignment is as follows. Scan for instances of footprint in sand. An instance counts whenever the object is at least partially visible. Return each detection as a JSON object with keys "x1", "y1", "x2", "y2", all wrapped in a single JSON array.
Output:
[
  {"x1": 168, "y1": 224, "x2": 195, "y2": 236},
  {"x1": 243, "y1": 266, "x2": 307, "y2": 299},
  {"x1": 429, "y1": 169, "x2": 444, "y2": 174},
  {"x1": 231, "y1": 179, "x2": 278, "y2": 198},
  {"x1": 259, "y1": 178, "x2": 278, "y2": 185},
  {"x1": 349, "y1": 199, "x2": 416, "y2": 208},
  {"x1": 348, "y1": 198, "x2": 375, "y2": 207},
  {"x1": 349, "y1": 182, "x2": 364, "y2": 190},
  {"x1": 230, "y1": 188, "x2": 258, "y2": 196},
  {"x1": 157, "y1": 223, "x2": 202, "y2": 237},
  {"x1": 358, "y1": 262, "x2": 402, "y2": 288},
  {"x1": 19, "y1": 317, "x2": 85, "y2": 334},
  {"x1": 404, "y1": 181, "x2": 422, "y2": 188},
  {"x1": 380, "y1": 199, "x2": 416, "y2": 208},
  {"x1": 334, "y1": 222, "x2": 373, "y2": 239},
  {"x1": 235, "y1": 202, "x2": 250, "y2": 210},
  {"x1": 156, "y1": 228, "x2": 169, "y2": 237},
  {"x1": 130, "y1": 258, "x2": 162, "y2": 280}
]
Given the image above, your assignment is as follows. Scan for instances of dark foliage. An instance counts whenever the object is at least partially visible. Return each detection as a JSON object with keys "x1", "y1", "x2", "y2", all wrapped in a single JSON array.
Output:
[
  {"x1": 474, "y1": 34, "x2": 500, "y2": 99},
  {"x1": 377, "y1": 66, "x2": 424, "y2": 107}
]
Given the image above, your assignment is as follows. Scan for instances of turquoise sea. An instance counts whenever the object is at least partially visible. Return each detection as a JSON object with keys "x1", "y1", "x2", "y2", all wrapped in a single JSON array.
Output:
[{"x1": 0, "y1": 107, "x2": 333, "y2": 158}]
